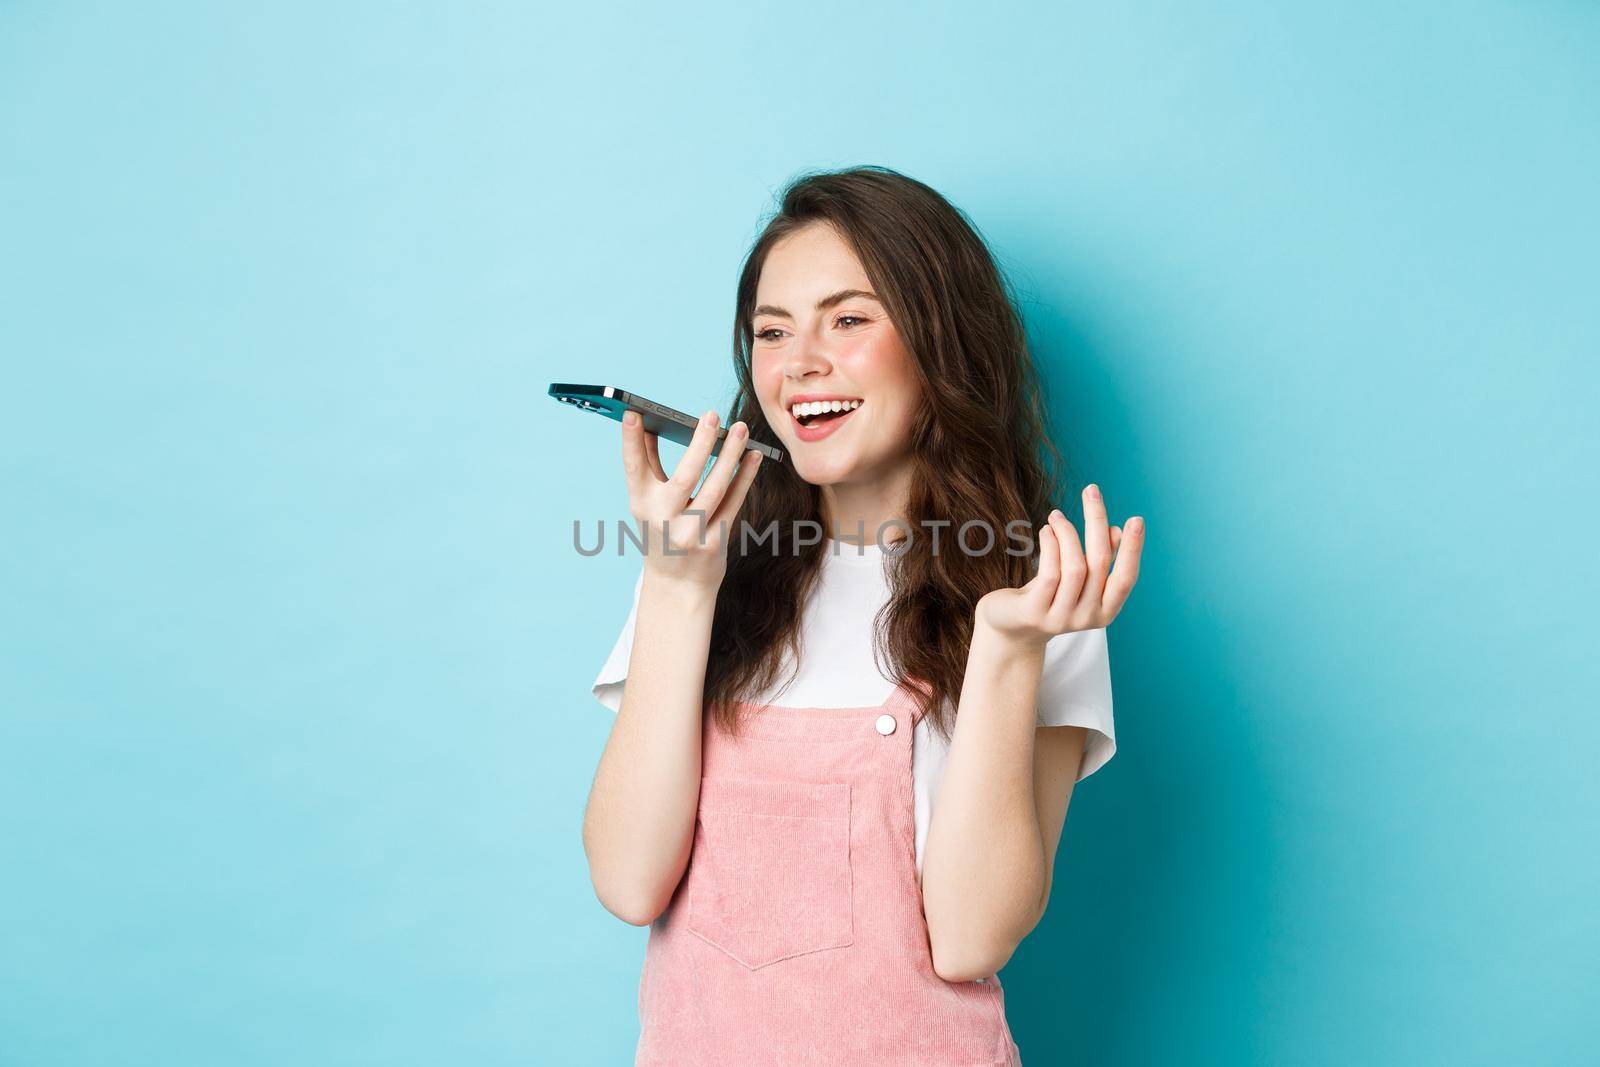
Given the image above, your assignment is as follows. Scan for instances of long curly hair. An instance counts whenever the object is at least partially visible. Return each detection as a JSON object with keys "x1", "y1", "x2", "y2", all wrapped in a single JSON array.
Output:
[{"x1": 704, "y1": 165, "x2": 1069, "y2": 742}]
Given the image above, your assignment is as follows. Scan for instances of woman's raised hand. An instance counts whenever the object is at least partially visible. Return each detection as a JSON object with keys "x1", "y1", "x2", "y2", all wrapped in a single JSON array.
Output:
[
  {"x1": 976, "y1": 484, "x2": 1144, "y2": 646},
  {"x1": 620, "y1": 408, "x2": 764, "y2": 589}
]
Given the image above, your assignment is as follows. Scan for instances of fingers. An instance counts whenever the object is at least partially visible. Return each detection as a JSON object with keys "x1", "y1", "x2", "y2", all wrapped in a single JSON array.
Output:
[
  {"x1": 1032, "y1": 520, "x2": 1061, "y2": 601},
  {"x1": 1080, "y1": 483, "x2": 1112, "y2": 606},
  {"x1": 690, "y1": 421, "x2": 751, "y2": 518},
  {"x1": 621, "y1": 410, "x2": 651, "y2": 493},
  {"x1": 666, "y1": 410, "x2": 722, "y2": 502},
  {"x1": 1047, "y1": 509, "x2": 1087, "y2": 617},
  {"x1": 1102, "y1": 515, "x2": 1144, "y2": 618},
  {"x1": 644, "y1": 425, "x2": 667, "y2": 482},
  {"x1": 710, "y1": 447, "x2": 764, "y2": 527}
]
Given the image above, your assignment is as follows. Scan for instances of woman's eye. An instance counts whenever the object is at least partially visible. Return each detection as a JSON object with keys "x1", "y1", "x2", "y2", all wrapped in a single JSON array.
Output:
[{"x1": 754, "y1": 315, "x2": 866, "y2": 341}]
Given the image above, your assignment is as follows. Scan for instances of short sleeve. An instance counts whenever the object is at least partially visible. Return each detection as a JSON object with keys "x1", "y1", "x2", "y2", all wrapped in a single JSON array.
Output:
[
  {"x1": 1036, "y1": 626, "x2": 1116, "y2": 780},
  {"x1": 591, "y1": 567, "x2": 646, "y2": 713}
]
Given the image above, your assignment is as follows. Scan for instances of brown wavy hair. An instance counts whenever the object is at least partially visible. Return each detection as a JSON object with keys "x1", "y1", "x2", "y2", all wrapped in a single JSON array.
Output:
[{"x1": 705, "y1": 165, "x2": 1069, "y2": 742}]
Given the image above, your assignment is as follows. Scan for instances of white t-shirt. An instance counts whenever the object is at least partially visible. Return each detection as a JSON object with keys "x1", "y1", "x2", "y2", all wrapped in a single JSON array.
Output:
[{"x1": 590, "y1": 538, "x2": 1117, "y2": 882}]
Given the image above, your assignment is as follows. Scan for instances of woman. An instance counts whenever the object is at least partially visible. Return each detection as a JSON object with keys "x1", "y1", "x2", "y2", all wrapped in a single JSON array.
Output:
[{"x1": 582, "y1": 165, "x2": 1145, "y2": 1065}]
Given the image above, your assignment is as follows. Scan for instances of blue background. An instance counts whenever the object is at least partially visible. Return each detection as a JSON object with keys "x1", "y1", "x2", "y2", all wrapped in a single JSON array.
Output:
[{"x1": 3, "y1": 3, "x2": 1596, "y2": 1064}]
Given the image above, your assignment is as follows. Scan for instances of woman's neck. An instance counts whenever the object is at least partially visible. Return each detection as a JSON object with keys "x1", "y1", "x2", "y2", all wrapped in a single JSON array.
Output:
[{"x1": 818, "y1": 463, "x2": 913, "y2": 545}]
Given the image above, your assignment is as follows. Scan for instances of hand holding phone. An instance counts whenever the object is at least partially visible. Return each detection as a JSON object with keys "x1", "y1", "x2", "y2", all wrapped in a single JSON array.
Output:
[
  {"x1": 550, "y1": 382, "x2": 771, "y2": 588},
  {"x1": 621, "y1": 404, "x2": 766, "y2": 588},
  {"x1": 548, "y1": 383, "x2": 784, "y2": 463}
]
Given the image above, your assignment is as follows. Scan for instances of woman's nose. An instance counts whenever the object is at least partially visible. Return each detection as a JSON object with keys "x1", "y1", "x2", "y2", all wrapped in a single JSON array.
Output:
[{"x1": 783, "y1": 341, "x2": 832, "y2": 379}]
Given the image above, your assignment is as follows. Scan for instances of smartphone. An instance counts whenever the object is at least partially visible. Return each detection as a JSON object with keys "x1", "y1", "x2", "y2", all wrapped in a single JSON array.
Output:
[{"x1": 547, "y1": 383, "x2": 786, "y2": 464}]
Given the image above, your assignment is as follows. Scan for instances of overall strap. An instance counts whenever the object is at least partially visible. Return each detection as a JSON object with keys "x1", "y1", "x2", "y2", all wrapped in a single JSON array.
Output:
[{"x1": 887, "y1": 677, "x2": 935, "y2": 726}]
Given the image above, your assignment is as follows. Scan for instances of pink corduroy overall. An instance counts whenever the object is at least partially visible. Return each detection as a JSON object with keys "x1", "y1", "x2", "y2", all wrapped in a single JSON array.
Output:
[{"x1": 634, "y1": 681, "x2": 1025, "y2": 1066}]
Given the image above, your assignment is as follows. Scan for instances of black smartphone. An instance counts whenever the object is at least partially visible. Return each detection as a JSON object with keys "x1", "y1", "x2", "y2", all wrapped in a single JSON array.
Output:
[{"x1": 547, "y1": 383, "x2": 785, "y2": 464}]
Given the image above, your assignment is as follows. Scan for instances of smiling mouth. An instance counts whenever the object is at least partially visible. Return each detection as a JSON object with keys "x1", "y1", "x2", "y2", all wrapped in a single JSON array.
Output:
[
  {"x1": 790, "y1": 398, "x2": 863, "y2": 430},
  {"x1": 790, "y1": 406, "x2": 844, "y2": 428}
]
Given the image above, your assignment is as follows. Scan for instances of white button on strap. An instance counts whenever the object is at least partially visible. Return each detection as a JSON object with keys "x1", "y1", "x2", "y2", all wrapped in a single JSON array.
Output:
[{"x1": 875, "y1": 713, "x2": 897, "y2": 736}]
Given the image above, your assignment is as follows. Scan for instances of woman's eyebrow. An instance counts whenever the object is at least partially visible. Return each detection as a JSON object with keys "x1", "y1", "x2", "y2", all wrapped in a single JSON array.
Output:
[{"x1": 753, "y1": 289, "x2": 880, "y2": 319}]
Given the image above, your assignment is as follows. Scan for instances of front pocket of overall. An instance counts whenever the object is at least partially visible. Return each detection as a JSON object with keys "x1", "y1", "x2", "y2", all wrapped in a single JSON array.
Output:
[{"x1": 684, "y1": 776, "x2": 854, "y2": 970}]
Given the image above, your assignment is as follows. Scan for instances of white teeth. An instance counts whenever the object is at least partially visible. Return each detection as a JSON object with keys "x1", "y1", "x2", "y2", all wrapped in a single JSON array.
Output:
[{"x1": 790, "y1": 398, "x2": 861, "y2": 420}]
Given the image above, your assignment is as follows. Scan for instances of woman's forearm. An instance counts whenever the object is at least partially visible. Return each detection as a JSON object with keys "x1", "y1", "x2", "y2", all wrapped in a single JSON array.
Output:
[
  {"x1": 919, "y1": 621, "x2": 1049, "y2": 981},
  {"x1": 582, "y1": 569, "x2": 718, "y2": 926}
]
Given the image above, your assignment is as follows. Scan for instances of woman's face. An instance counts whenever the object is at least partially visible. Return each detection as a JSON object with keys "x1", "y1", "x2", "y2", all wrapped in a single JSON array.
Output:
[{"x1": 750, "y1": 222, "x2": 921, "y2": 491}]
